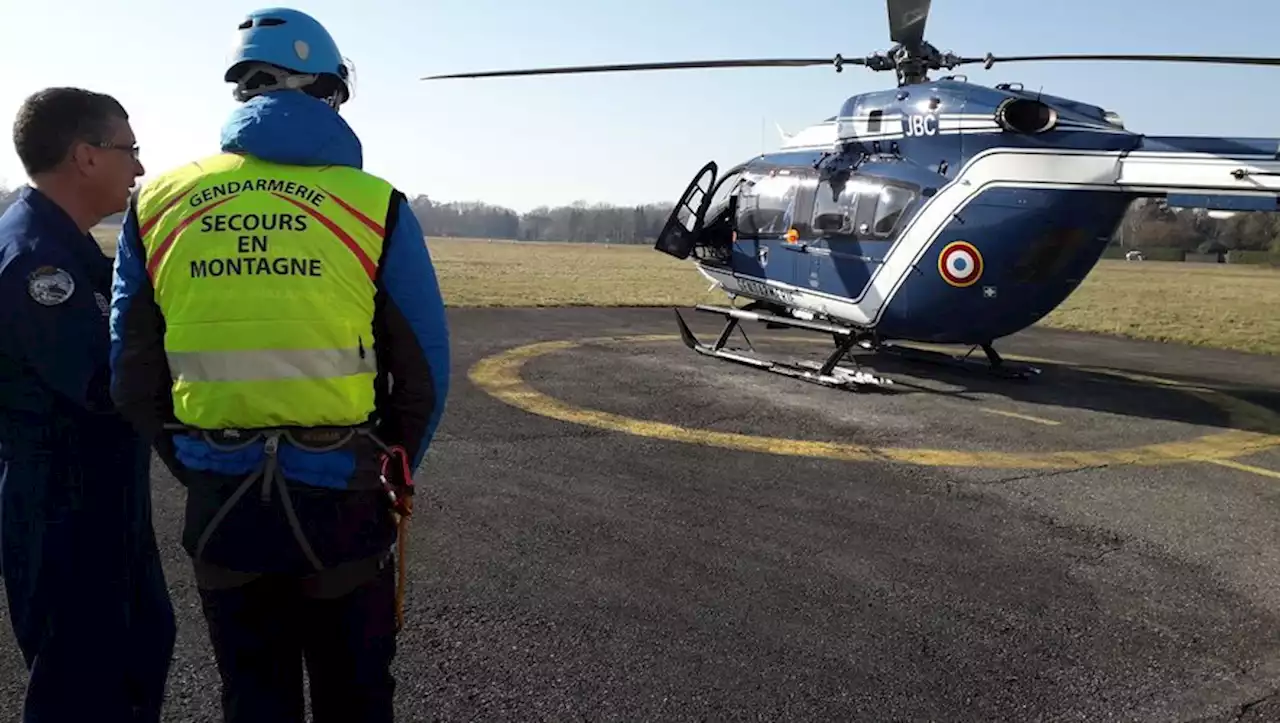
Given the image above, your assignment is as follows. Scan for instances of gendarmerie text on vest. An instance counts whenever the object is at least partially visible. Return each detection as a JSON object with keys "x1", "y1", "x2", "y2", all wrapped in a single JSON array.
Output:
[{"x1": 189, "y1": 179, "x2": 325, "y2": 208}]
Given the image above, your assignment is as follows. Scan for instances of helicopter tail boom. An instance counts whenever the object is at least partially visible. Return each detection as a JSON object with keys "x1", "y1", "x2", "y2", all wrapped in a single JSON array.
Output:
[
  {"x1": 962, "y1": 141, "x2": 1280, "y2": 198},
  {"x1": 1117, "y1": 135, "x2": 1280, "y2": 202},
  {"x1": 1135, "y1": 135, "x2": 1280, "y2": 158}
]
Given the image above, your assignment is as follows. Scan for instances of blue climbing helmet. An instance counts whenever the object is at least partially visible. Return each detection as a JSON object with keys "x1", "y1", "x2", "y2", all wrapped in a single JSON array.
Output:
[{"x1": 224, "y1": 7, "x2": 355, "y2": 108}]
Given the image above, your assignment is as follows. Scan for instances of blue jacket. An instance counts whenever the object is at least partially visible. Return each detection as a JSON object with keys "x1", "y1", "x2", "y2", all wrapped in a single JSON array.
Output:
[
  {"x1": 109, "y1": 91, "x2": 450, "y2": 489},
  {"x1": 0, "y1": 187, "x2": 173, "y2": 711}
]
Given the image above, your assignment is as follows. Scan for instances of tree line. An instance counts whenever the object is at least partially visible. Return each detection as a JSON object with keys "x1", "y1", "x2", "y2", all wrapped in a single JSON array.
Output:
[
  {"x1": 404, "y1": 196, "x2": 677, "y2": 244},
  {"x1": 1116, "y1": 198, "x2": 1280, "y2": 254},
  {"x1": 1, "y1": 184, "x2": 1278, "y2": 254}
]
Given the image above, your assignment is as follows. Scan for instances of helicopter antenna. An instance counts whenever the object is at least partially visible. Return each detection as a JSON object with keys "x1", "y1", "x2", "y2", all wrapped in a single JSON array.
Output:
[{"x1": 421, "y1": 0, "x2": 1280, "y2": 89}]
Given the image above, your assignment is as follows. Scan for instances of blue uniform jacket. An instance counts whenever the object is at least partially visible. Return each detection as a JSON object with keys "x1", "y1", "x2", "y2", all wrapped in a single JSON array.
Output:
[
  {"x1": 109, "y1": 91, "x2": 450, "y2": 489},
  {"x1": 0, "y1": 186, "x2": 172, "y2": 682}
]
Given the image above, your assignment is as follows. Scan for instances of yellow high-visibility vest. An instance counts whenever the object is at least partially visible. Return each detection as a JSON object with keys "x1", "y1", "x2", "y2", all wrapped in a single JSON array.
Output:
[{"x1": 135, "y1": 151, "x2": 395, "y2": 430}]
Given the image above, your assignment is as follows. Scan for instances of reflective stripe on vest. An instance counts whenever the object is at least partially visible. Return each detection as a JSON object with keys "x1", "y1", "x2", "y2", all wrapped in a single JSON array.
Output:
[
  {"x1": 135, "y1": 152, "x2": 395, "y2": 430},
  {"x1": 166, "y1": 347, "x2": 378, "y2": 382}
]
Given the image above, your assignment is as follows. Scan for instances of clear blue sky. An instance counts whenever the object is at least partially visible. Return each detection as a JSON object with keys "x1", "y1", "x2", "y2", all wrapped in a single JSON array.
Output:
[{"x1": 3, "y1": 0, "x2": 1280, "y2": 213}]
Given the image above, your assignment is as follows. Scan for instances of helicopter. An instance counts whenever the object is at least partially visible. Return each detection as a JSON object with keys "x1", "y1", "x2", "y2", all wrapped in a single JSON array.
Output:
[{"x1": 425, "y1": 0, "x2": 1280, "y2": 391}]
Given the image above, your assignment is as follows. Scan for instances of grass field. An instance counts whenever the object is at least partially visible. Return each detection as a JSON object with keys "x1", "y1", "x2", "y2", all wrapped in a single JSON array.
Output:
[{"x1": 92, "y1": 228, "x2": 1280, "y2": 356}]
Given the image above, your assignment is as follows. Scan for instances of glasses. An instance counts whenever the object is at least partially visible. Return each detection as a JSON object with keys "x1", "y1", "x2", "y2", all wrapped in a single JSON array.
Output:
[{"x1": 92, "y1": 140, "x2": 140, "y2": 160}]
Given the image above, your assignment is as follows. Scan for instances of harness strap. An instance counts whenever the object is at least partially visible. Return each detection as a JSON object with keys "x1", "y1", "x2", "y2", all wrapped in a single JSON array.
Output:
[
  {"x1": 193, "y1": 466, "x2": 263, "y2": 562},
  {"x1": 162, "y1": 423, "x2": 369, "y2": 453},
  {"x1": 171, "y1": 423, "x2": 417, "y2": 628},
  {"x1": 193, "y1": 431, "x2": 325, "y2": 572}
]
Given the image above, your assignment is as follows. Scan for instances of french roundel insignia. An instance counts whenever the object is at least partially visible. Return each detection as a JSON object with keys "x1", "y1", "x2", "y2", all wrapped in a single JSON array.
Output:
[
  {"x1": 27, "y1": 265, "x2": 76, "y2": 306},
  {"x1": 938, "y1": 241, "x2": 983, "y2": 288}
]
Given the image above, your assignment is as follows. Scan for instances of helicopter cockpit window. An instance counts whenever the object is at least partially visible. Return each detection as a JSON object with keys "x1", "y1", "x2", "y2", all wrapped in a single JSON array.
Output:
[
  {"x1": 734, "y1": 171, "x2": 799, "y2": 237},
  {"x1": 811, "y1": 178, "x2": 865, "y2": 236},
  {"x1": 706, "y1": 169, "x2": 744, "y2": 221},
  {"x1": 872, "y1": 184, "x2": 916, "y2": 237}
]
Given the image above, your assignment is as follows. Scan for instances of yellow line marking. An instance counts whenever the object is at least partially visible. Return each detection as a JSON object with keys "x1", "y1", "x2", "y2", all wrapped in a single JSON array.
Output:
[
  {"x1": 1202, "y1": 458, "x2": 1280, "y2": 480},
  {"x1": 979, "y1": 408, "x2": 1062, "y2": 426},
  {"x1": 468, "y1": 334, "x2": 1280, "y2": 470}
]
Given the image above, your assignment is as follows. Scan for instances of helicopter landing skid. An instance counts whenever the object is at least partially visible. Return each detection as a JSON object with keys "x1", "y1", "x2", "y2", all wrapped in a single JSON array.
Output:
[
  {"x1": 672, "y1": 305, "x2": 893, "y2": 391},
  {"x1": 870, "y1": 339, "x2": 1042, "y2": 380}
]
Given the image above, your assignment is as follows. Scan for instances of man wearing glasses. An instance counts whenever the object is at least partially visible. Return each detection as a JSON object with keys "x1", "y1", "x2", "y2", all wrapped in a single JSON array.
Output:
[{"x1": 0, "y1": 87, "x2": 175, "y2": 722}]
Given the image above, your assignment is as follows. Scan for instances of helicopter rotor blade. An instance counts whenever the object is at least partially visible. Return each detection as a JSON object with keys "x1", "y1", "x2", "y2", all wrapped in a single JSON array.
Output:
[
  {"x1": 959, "y1": 52, "x2": 1280, "y2": 69},
  {"x1": 887, "y1": 0, "x2": 931, "y2": 49},
  {"x1": 422, "y1": 57, "x2": 858, "y2": 80}
]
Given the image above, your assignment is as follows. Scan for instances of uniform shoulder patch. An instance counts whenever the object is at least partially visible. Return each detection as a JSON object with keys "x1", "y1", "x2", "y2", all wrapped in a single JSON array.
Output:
[{"x1": 27, "y1": 265, "x2": 76, "y2": 306}]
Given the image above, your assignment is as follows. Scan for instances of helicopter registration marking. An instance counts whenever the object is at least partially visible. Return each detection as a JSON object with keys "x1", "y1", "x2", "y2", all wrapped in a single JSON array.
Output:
[
  {"x1": 903, "y1": 113, "x2": 938, "y2": 137},
  {"x1": 738, "y1": 278, "x2": 794, "y2": 303}
]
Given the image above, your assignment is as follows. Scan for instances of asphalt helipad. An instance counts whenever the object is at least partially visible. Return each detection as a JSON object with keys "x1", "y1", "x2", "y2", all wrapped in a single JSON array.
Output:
[{"x1": 2, "y1": 307, "x2": 1279, "y2": 722}]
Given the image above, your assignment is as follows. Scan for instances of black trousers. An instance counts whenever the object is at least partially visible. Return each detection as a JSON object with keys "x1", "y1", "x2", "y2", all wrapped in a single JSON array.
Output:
[{"x1": 197, "y1": 557, "x2": 398, "y2": 723}]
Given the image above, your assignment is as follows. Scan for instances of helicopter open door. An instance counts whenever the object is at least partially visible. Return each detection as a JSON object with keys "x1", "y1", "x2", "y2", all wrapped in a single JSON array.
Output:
[{"x1": 655, "y1": 161, "x2": 717, "y2": 260}]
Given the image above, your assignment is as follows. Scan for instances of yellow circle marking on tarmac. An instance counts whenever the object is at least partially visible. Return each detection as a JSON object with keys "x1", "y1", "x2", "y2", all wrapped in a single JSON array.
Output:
[{"x1": 467, "y1": 334, "x2": 1280, "y2": 470}]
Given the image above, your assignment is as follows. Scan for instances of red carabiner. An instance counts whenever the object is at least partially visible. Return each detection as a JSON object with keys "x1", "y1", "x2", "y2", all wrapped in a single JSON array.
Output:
[{"x1": 379, "y1": 445, "x2": 415, "y2": 516}]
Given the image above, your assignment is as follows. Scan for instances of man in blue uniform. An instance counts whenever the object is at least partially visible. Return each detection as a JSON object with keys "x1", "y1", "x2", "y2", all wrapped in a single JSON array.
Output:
[
  {"x1": 0, "y1": 88, "x2": 175, "y2": 721},
  {"x1": 109, "y1": 8, "x2": 450, "y2": 722}
]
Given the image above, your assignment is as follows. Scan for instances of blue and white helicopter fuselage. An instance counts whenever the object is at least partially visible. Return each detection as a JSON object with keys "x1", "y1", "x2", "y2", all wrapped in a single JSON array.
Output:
[{"x1": 654, "y1": 77, "x2": 1280, "y2": 385}]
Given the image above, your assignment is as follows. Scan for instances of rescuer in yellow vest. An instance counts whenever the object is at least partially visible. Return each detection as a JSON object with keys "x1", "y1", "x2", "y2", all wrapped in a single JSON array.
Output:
[{"x1": 108, "y1": 8, "x2": 450, "y2": 721}]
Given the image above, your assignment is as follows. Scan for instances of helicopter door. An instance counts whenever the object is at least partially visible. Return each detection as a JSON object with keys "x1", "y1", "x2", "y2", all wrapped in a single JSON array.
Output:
[
  {"x1": 654, "y1": 161, "x2": 717, "y2": 260},
  {"x1": 731, "y1": 168, "x2": 805, "y2": 290}
]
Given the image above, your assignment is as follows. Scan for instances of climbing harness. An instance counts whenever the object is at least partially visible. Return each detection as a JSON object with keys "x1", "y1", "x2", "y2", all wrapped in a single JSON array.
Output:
[{"x1": 169, "y1": 423, "x2": 417, "y2": 629}]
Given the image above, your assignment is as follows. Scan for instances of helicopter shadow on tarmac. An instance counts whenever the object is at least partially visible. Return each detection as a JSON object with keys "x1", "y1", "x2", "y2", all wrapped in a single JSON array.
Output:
[{"x1": 676, "y1": 322, "x2": 1280, "y2": 438}]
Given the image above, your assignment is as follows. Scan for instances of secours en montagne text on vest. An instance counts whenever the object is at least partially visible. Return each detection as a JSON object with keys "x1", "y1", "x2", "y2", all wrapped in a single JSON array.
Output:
[{"x1": 185, "y1": 178, "x2": 335, "y2": 279}]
